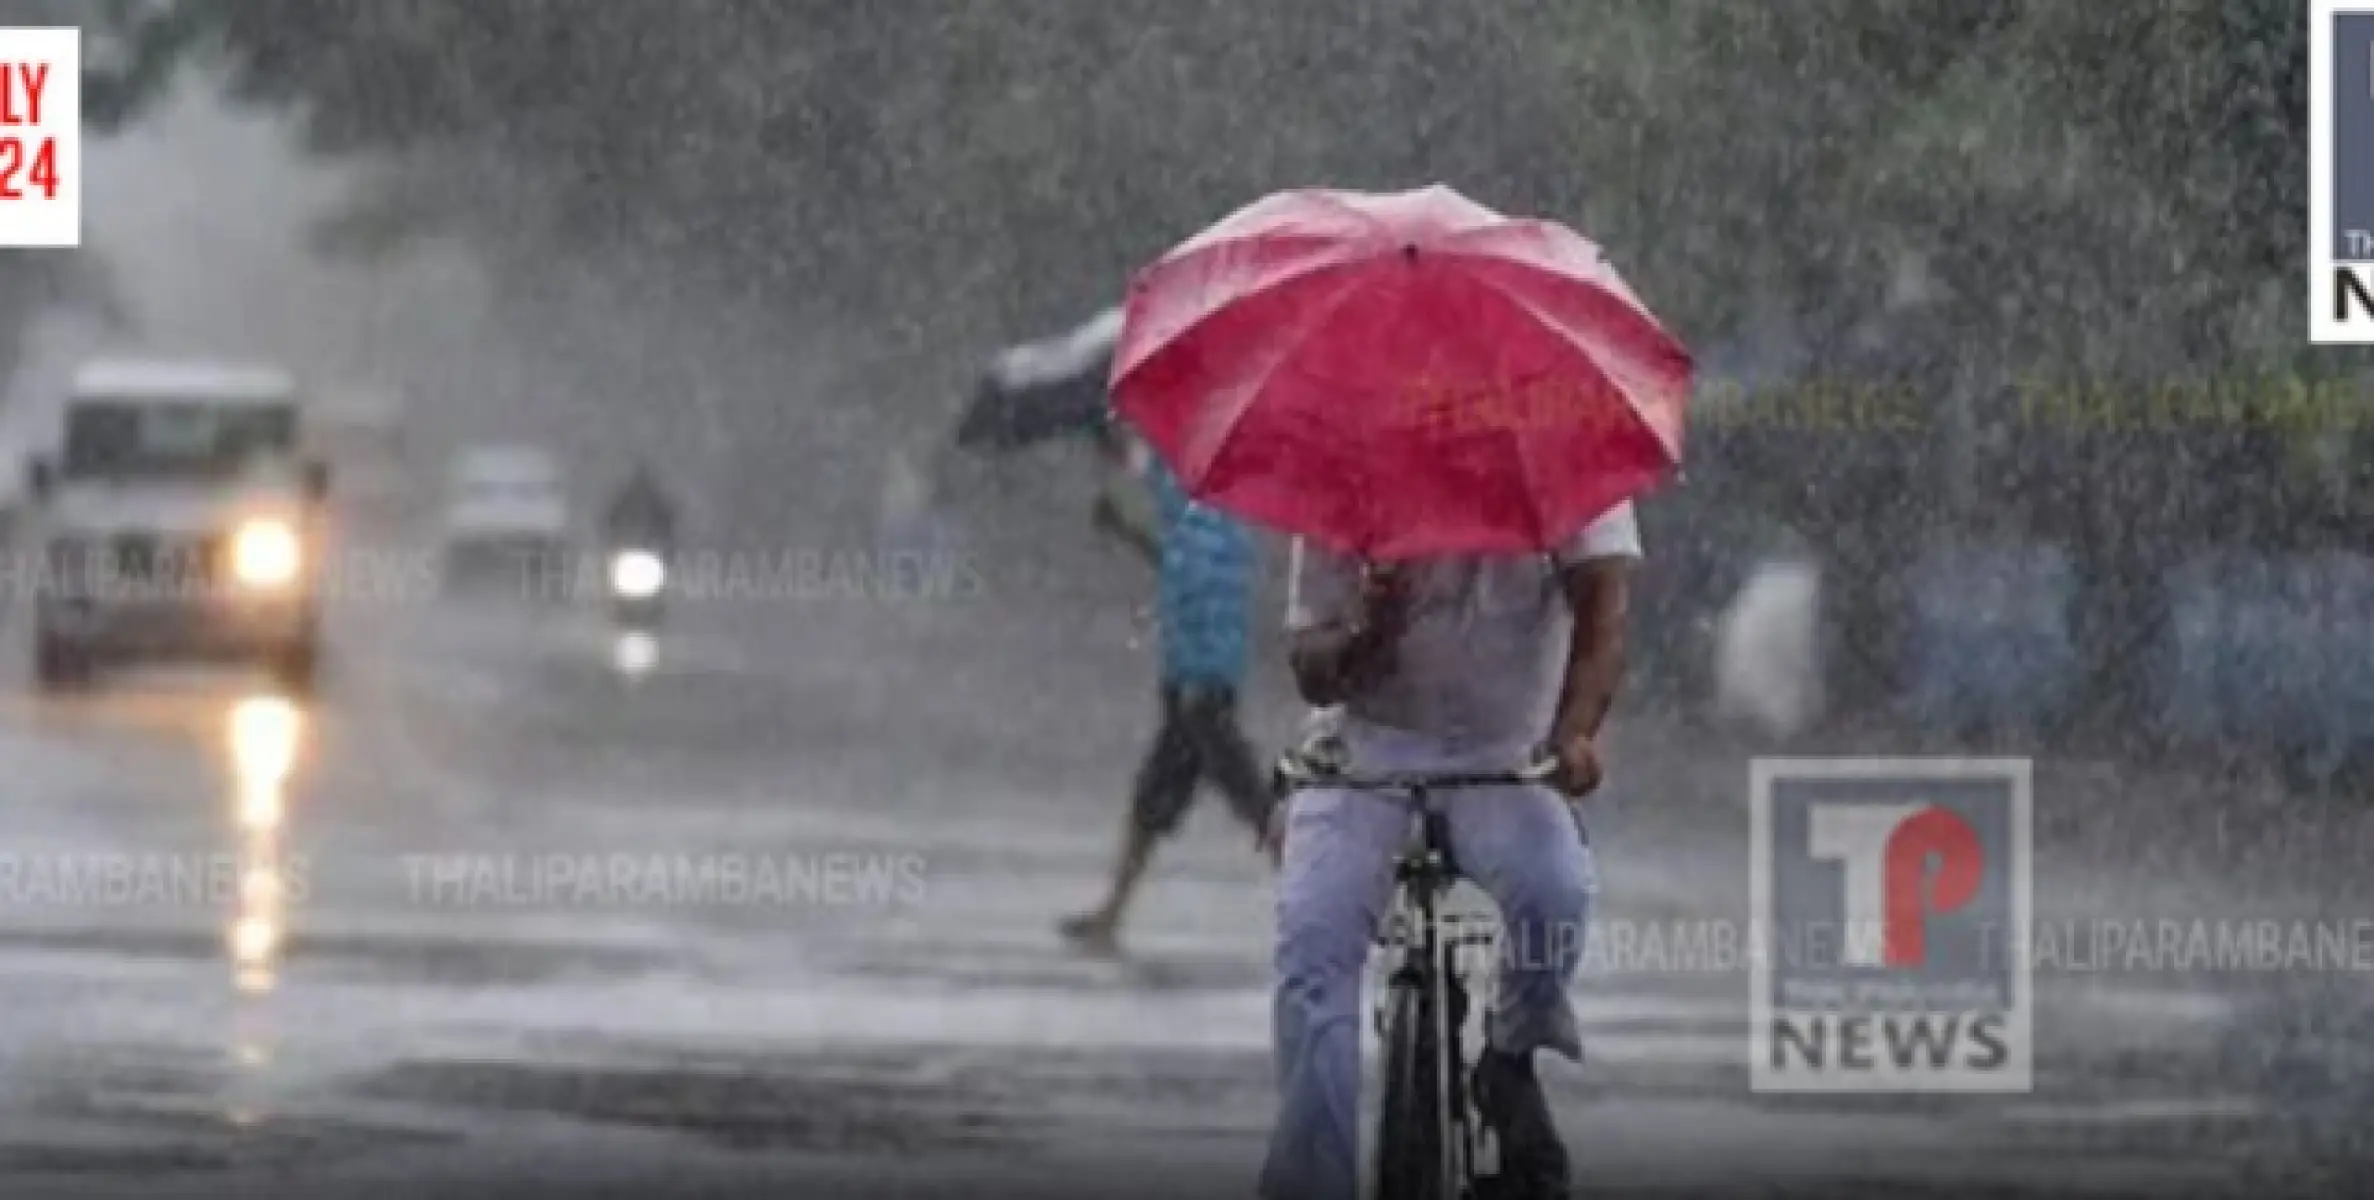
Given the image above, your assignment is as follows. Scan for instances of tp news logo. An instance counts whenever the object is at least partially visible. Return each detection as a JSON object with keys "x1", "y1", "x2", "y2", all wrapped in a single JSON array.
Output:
[
  {"x1": 2314, "y1": 2, "x2": 2374, "y2": 341},
  {"x1": 1751, "y1": 758, "x2": 2032, "y2": 1093},
  {"x1": 0, "y1": 27, "x2": 76, "y2": 248}
]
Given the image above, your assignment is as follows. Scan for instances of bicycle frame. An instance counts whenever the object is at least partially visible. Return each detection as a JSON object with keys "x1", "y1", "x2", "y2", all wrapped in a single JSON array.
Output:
[
  {"x1": 1383, "y1": 790, "x2": 1472, "y2": 1199},
  {"x1": 1277, "y1": 749, "x2": 1553, "y2": 1200}
]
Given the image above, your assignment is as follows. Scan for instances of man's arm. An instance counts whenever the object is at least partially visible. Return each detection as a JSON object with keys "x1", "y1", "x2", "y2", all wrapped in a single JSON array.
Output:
[
  {"x1": 1550, "y1": 556, "x2": 1632, "y2": 742},
  {"x1": 1546, "y1": 502, "x2": 1642, "y2": 795},
  {"x1": 1089, "y1": 492, "x2": 1161, "y2": 567},
  {"x1": 1091, "y1": 437, "x2": 1164, "y2": 568}
]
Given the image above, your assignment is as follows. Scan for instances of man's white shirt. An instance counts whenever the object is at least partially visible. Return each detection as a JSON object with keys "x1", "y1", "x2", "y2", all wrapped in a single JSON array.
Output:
[{"x1": 1286, "y1": 501, "x2": 1642, "y2": 749}]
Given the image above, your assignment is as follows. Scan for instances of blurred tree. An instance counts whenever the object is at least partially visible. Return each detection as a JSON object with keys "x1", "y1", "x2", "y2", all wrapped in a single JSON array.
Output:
[
  {"x1": 78, "y1": 1, "x2": 2323, "y2": 399},
  {"x1": 1532, "y1": 0, "x2": 2331, "y2": 727},
  {"x1": 83, "y1": 0, "x2": 2340, "y2": 730}
]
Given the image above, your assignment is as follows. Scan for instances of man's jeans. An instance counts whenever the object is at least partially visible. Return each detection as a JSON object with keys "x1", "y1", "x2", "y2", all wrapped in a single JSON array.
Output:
[{"x1": 1258, "y1": 722, "x2": 1598, "y2": 1200}]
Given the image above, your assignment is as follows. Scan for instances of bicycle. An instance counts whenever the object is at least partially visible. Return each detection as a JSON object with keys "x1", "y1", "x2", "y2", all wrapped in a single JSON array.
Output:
[{"x1": 1273, "y1": 741, "x2": 1560, "y2": 1200}]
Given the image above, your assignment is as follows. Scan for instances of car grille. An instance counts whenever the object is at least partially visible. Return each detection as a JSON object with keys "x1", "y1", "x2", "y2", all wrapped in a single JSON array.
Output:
[{"x1": 108, "y1": 533, "x2": 219, "y2": 587}]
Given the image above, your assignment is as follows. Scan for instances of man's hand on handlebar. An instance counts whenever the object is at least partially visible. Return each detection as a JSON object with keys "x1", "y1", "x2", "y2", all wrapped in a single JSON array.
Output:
[{"x1": 1547, "y1": 723, "x2": 1605, "y2": 799}]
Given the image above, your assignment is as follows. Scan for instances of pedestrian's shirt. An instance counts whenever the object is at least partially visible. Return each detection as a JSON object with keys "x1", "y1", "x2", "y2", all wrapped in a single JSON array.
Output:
[
  {"x1": 1147, "y1": 457, "x2": 1256, "y2": 688},
  {"x1": 1284, "y1": 503, "x2": 1643, "y2": 750}
]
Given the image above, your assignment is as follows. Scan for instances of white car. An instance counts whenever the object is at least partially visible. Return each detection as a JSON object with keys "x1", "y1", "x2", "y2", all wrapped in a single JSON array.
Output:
[
  {"x1": 25, "y1": 358, "x2": 331, "y2": 692},
  {"x1": 440, "y1": 445, "x2": 571, "y2": 595}
]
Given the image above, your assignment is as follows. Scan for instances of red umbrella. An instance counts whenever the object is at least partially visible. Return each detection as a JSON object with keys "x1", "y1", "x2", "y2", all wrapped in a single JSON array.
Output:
[{"x1": 1110, "y1": 184, "x2": 1693, "y2": 560}]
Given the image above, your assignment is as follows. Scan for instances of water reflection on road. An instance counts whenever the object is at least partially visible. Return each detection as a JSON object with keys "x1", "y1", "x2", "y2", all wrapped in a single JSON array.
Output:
[
  {"x1": 224, "y1": 692, "x2": 304, "y2": 1123},
  {"x1": 611, "y1": 629, "x2": 660, "y2": 679}
]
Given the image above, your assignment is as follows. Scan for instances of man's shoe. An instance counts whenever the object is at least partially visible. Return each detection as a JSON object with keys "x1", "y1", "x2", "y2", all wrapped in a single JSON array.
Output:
[{"x1": 1472, "y1": 1048, "x2": 1569, "y2": 1198}]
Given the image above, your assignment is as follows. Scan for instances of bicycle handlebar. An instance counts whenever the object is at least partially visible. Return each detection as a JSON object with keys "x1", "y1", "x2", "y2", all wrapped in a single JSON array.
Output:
[{"x1": 1273, "y1": 749, "x2": 1559, "y2": 794}]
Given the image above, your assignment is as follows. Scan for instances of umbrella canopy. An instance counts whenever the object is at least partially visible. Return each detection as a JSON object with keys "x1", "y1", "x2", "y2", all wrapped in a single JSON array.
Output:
[
  {"x1": 1111, "y1": 184, "x2": 1693, "y2": 559},
  {"x1": 952, "y1": 306, "x2": 1124, "y2": 453}
]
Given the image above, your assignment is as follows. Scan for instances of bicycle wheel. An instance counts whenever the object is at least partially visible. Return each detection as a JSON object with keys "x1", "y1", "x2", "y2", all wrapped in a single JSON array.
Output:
[{"x1": 1375, "y1": 978, "x2": 1448, "y2": 1200}]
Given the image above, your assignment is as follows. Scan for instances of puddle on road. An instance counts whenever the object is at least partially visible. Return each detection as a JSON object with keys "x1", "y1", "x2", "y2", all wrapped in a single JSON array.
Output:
[
  {"x1": 825, "y1": 938, "x2": 1270, "y2": 994},
  {"x1": 0, "y1": 925, "x2": 685, "y2": 987},
  {"x1": 0, "y1": 1141, "x2": 234, "y2": 1177},
  {"x1": 0, "y1": 1112, "x2": 455, "y2": 1178},
  {"x1": 0, "y1": 687, "x2": 469, "y2": 1186},
  {"x1": 353, "y1": 1058, "x2": 1033, "y2": 1155},
  {"x1": 17, "y1": 1044, "x2": 455, "y2": 1180}
]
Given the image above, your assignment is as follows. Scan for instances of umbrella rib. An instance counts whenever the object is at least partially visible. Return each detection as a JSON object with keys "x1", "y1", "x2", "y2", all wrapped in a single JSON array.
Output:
[
  {"x1": 1446, "y1": 256, "x2": 1687, "y2": 462},
  {"x1": 1186, "y1": 261, "x2": 1380, "y2": 486},
  {"x1": 1506, "y1": 417, "x2": 1556, "y2": 551},
  {"x1": 1431, "y1": 222, "x2": 1650, "y2": 307},
  {"x1": 1117, "y1": 238, "x2": 1373, "y2": 380},
  {"x1": 1433, "y1": 236, "x2": 1679, "y2": 347},
  {"x1": 1445, "y1": 257, "x2": 1626, "y2": 547}
]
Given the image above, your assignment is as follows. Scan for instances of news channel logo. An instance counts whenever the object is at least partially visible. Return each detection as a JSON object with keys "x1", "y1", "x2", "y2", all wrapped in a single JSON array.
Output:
[
  {"x1": 1749, "y1": 757, "x2": 2033, "y2": 1093},
  {"x1": 2314, "y1": 2, "x2": 2374, "y2": 342},
  {"x1": 0, "y1": 27, "x2": 78, "y2": 248}
]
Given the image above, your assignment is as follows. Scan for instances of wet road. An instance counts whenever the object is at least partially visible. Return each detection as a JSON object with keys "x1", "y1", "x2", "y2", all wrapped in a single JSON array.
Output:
[{"x1": 0, "y1": 533, "x2": 2365, "y2": 1199}]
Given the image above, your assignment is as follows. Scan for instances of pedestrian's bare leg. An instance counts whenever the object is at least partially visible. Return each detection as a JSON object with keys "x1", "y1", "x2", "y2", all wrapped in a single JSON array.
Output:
[{"x1": 1060, "y1": 687, "x2": 1196, "y2": 951}]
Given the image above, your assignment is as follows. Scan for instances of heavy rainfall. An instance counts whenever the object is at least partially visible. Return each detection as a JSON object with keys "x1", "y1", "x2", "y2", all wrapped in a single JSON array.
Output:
[{"x1": 0, "y1": 2, "x2": 2363, "y2": 1198}]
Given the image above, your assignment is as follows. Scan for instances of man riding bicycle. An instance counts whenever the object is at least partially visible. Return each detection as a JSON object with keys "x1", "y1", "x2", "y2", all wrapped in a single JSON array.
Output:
[{"x1": 1259, "y1": 501, "x2": 1640, "y2": 1200}]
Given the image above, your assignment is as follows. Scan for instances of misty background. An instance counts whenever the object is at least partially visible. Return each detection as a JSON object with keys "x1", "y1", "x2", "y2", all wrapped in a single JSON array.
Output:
[
  {"x1": 4, "y1": 10, "x2": 2374, "y2": 1195},
  {"x1": 0, "y1": 0, "x2": 2364, "y2": 773}
]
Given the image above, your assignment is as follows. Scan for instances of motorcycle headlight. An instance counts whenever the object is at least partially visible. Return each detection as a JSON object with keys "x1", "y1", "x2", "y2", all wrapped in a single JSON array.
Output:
[
  {"x1": 608, "y1": 549, "x2": 666, "y2": 599},
  {"x1": 231, "y1": 519, "x2": 303, "y2": 588}
]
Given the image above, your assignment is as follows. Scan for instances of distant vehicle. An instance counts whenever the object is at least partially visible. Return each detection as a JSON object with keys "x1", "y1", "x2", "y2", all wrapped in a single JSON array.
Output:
[
  {"x1": 23, "y1": 358, "x2": 332, "y2": 692},
  {"x1": 604, "y1": 541, "x2": 667, "y2": 629},
  {"x1": 598, "y1": 463, "x2": 675, "y2": 633},
  {"x1": 440, "y1": 444, "x2": 570, "y2": 595}
]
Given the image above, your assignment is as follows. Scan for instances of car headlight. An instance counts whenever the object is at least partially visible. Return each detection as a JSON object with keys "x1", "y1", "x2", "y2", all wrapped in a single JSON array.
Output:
[
  {"x1": 231, "y1": 519, "x2": 303, "y2": 588},
  {"x1": 608, "y1": 549, "x2": 666, "y2": 599}
]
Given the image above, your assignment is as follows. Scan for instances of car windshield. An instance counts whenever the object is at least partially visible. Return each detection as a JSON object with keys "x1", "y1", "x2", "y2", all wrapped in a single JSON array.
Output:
[
  {"x1": 452, "y1": 452, "x2": 557, "y2": 495},
  {"x1": 62, "y1": 399, "x2": 298, "y2": 481},
  {"x1": 468, "y1": 481, "x2": 556, "y2": 502}
]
